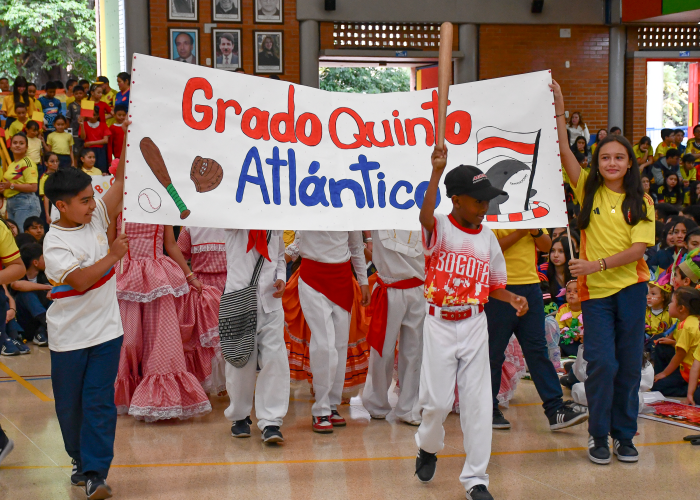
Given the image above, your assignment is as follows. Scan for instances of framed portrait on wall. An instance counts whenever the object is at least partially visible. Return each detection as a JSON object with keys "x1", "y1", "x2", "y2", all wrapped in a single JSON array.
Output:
[
  {"x1": 168, "y1": 0, "x2": 198, "y2": 22},
  {"x1": 212, "y1": 0, "x2": 240, "y2": 22},
  {"x1": 212, "y1": 29, "x2": 241, "y2": 70},
  {"x1": 255, "y1": 0, "x2": 283, "y2": 23},
  {"x1": 169, "y1": 29, "x2": 199, "y2": 65},
  {"x1": 254, "y1": 31, "x2": 283, "y2": 74}
]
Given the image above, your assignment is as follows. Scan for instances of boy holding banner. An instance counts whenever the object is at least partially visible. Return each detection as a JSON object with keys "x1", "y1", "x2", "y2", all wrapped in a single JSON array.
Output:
[
  {"x1": 415, "y1": 148, "x2": 528, "y2": 500},
  {"x1": 363, "y1": 229, "x2": 425, "y2": 425},
  {"x1": 220, "y1": 229, "x2": 290, "y2": 443},
  {"x1": 295, "y1": 231, "x2": 370, "y2": 433}
]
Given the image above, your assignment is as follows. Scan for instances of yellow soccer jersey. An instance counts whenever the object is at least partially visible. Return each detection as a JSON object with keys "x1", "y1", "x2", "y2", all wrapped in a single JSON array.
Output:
[{"x1": 646, "y1": 307, "x2": 673, "y2": 337}]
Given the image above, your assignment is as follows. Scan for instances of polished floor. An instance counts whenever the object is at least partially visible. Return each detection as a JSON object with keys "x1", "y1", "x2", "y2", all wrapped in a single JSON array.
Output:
[{"x1": 1, "y1": 345, "x2": 698, "y2": 500}]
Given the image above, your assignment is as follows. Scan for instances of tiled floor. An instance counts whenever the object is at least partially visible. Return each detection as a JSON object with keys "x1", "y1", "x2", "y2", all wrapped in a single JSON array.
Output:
[{"x1": 1, "y1": 345, "x2": 698, "y2": 499}]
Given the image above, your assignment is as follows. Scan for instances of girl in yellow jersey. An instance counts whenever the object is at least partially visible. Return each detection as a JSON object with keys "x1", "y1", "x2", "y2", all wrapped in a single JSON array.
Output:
[{"x1": 553, "y1": 81, "x2": 655, "y2": 466}]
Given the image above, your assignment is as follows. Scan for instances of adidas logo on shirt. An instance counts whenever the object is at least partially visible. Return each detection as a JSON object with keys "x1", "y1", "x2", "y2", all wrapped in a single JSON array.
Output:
[{"x1": 593, "y1": 207, "x2": 600, "y2": 215}]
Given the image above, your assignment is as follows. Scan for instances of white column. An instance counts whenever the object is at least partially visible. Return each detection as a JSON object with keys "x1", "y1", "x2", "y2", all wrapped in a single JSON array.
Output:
[
  {"x1": 608, "y1": 26, "x2": 626, "y2": 132},
  {"x1": 455, "y1": 24, "x2": 478, "y2": 84}
]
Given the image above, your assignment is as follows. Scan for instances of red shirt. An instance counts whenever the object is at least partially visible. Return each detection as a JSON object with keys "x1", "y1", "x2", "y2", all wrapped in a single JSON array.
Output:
[
  {"x1": 108, "y1": 123, "x2": 125, "y2": 159},
  {"x1": 82, "y1": 120, "x2": 110, "y2": 149},
  {"x1": 422, "y1": 214, "x2": 507, "y2": 307},
  {"x1": 94, "y1": 100, "x2": 111, "y2": 124}
]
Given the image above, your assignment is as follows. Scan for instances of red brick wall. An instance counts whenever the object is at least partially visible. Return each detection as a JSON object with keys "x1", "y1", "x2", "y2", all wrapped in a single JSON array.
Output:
[
  {"x1": 479, "y1": 25, "x2": 610, "y2": 135},
  {"x1": 149, "y1": 0, "x2": 300, "y2": 83},
  {"x1": 624, "y1": 57, "x2": 647, "y2": 144}
]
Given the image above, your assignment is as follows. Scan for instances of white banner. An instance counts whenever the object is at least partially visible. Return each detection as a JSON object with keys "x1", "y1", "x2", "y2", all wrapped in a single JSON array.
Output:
[{"x1": 124, "y1": 54, "x2": 566, "y2": 230}]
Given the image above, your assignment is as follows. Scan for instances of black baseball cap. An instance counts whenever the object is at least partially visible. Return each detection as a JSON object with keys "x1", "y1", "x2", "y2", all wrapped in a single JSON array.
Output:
[{"x1": 444, "y1": 165, "x2": 507, "y2": 201}]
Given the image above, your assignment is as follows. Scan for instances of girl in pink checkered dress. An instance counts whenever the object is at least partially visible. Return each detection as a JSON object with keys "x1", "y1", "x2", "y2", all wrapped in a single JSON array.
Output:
[
  {"x1": 113, "y1": 216, "x2": 220, "y2": 421},
  {"x1": 177, "y1": 226, "x2": 228, "y2": 396}
]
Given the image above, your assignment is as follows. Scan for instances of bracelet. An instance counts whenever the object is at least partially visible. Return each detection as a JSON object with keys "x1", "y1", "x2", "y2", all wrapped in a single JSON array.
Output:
[
  {"x1": 602, "y1": 258, "x2": 607, "y2": 271},
  {"x1": 187, "y1": 276, "x2": 197, "y2": 283},
  {"x1": 556, "y1": 113, "x2": 566, "y2": 118},
  {"x1": 598, "y1": 259, "x2": 605, "y2": 272},
  {"x1": 531, "y1": 229, "x2": 544, "y2": 238},
  {"x1": 365, "y1": 237, "x2": 372, "y2": 242}
]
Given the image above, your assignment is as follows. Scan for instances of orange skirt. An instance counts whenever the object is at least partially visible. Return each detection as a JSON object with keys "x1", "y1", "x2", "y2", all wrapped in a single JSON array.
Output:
[{"x1": 284, "y1": 269, "x2": 376, "y2": 393}]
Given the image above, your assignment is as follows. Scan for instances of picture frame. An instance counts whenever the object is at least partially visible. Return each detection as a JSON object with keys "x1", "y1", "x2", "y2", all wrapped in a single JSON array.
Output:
[
  {"x1": 254, "y1": 31, "x2": 283, "y2": 74},
  {"x1": 254, "y1": 0, "x2": 283, "y2": 24},
  {"x1": 212, "y1": 0, "x2": 241, "y2": 22},
  {"x1": 169, "y1": 28, "x2": 200, "y2": 65},
  {"x1": 212, "y1": 29, "x2": 242, "y2": 71},
  {"x1": 168, "y1": 0, "x2": 198, "y2": 22}
]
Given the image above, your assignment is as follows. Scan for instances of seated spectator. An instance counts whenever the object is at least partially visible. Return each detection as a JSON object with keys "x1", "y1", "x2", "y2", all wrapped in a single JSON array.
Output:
[
  {"x1": 6, "y1": 103, "x2": 29, "y2": 140},
  {"x1": 679, "y1": 154, "x2": 697, "y2": 205},
  {"x1": 674, "y1": 129, "x2": 686, "y2": 155},
  {"x1": 657, "y1": 172, "x2": 683, "y2": 206},
  {"x1": 3, "y1": 220, "x2": 18, "y2": 238},
  {"x1": 646, "y1": 148, "x2": 681, "y2": 188},
  {"x1": 539, "y1": 236, "x2": 574, "y2": 309},
  {"x1": 22, "y1": 216, "x2": 44, "y2": 243},
  {"x1": 566, "y1": 111, "x2": 590, "y2": 146},
  {"x1": 655, "y1": 128, "x2": 677, "y2": 161},
  {"x1": 9, "y1": 242, "x2": 51, "y2": 347},
  {"x1": 634, "y1": 136, "x2": 654, "y2": 171},
  {"x1": 609, "y1": 126, "x2": 622, "y2": 136},
  {"x1": 590, "y1": 128, "x2": 607, "y2": 156},
  {"x1": 686, "y1": 124, "x2": 700, "y2": 168},
  {"x1": 573, "y1": 150, "x2": 588, "y2": 171},
  {"x1": 555, "y1": 280, "x2": 583, "y2": 358},
  {"x1": 642, "y1": 175, "x2": 657, "y2": 204},
  {"x1": 570, "y1": 135, "x2": 589, "y2": 161},
  {"x1": 78, "y1": 148, "x2": 105, "y2": 177}
]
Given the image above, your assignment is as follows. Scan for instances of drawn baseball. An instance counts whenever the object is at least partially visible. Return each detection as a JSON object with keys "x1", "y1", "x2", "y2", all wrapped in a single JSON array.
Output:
[
  {"x1": 190, "y1": 156, "x2": 224, "y2": 193},
  {"x1": 138, "y1": 188, "x2": 162, "y2": 213},
  {"x1": 139, "y1": 137, "x2": 191, "y2": 219}
]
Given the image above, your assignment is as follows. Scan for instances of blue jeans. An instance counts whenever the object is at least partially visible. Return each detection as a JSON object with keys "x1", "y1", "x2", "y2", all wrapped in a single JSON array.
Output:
[
  {"x1": 580, "y1": 282, "x2": 646, "y2": 440},
  {"x1": 15, "y1": 291, "x2": 49, "y2": 338},
  {"x1": 51, "y1": 335, "x2": 123, "y2": 478},
  {"x1": 485, "y1": 283, "x2": 564, "y2": 417},
  {"x1": 7, "y1": 192, "x2": 41, "y2": 234}
]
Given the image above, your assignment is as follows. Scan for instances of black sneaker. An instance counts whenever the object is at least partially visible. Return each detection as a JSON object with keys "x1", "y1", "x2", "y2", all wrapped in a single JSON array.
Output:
[
  {"x1": 71, "y1": 458, "x2": 87, "y2": 486},
  {"x1": 85, "y1": 475, "x2": 112, "y2": 499},
  {"x1": 466, "y1": 484, "x2": 494, "y2": 500},
  {"x1": 588, "y1": 435, "x2": 611, "y2": 465},
  {"x1": 415, "y1": 448, "x2": 437, "y2": 483},
  {"x1": 33, "y1": 332, "x2": 48, "y2": 347},
  {"x1": 492, "y1": 408, "x2": 511, "y2": 430},
  {"x1": 549, "y1": 403, "x2": 588, "y2": 431},
  {"x1": 0, "y1": 433, "x2": 14, "y2": 465},
  {"x1": 613, "y1": 438, "x2": 639, "y2": 463},
  {"x1": 231, "y1": 416, "x2": 252, "y2": 438},
  {"x1": 262, "y1": 426, "x2": 284, "y2": 444}
]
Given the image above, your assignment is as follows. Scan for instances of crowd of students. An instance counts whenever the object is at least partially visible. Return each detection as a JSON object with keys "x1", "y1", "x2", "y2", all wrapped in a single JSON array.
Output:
[{"x1": 0, "y1": 72, "x2": 697, "y2": 500}]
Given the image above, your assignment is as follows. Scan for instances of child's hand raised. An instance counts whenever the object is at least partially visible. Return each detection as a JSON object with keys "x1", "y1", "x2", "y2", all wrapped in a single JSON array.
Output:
[
  {"x1": 431, "y1": 146, "x2": 448, "y2": 174},
  {"x1": 121, "y1": 119, "x2": 131, "y2": 134}
]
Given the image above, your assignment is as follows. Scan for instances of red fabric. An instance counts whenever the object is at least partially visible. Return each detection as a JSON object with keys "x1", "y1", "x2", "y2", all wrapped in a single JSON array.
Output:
[
  {"x1": 95, "y1": 100, "x2": 111, "y2": 123},
  {"x1": 246, "y1": 230, "x2": 271, "y2": 262},
  {"x1": 82, "y1": 120, "x2": 110, "y2": 149},
  {"x1": 108, "y1": 123, "x2": 125, "y2": 159},
  {"x1": 300, "y1": 259, "x2": 354, "y2": 312},
  {"x1": 366, "y1": 276, "x2": 424, "y2": 356}
]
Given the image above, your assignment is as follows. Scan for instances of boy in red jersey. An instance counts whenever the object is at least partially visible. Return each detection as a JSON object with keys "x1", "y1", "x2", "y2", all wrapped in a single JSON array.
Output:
[{"x1": 414, "y1": 147, "x2": 528, "y2": 500}]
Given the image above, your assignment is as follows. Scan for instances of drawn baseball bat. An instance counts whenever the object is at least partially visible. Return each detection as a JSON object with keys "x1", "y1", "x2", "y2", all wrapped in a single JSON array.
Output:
[
  {"x1": 436, "y1": 22, "x2": 453, "y2": 151},
  {"x1": 139, "y1": 137, "x2": 191, "y2": 219}
]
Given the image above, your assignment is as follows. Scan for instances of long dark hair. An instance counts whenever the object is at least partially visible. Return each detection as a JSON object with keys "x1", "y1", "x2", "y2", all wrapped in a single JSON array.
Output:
[
  {"x1": 578, "y1": 135, "x2": 650, "y2": 230},
  {"x1": 12, "y1": 76, "x2": 29, "y2": 106},
  {"x1": 570, "y1": 135, "x2": 589, "y2": 157},
  {"x1": 547, "y1": 236, "x2": 574, "y2": 299},
  {"x1": 658, "y1": 172, "x2": 683, "y2": 203}
]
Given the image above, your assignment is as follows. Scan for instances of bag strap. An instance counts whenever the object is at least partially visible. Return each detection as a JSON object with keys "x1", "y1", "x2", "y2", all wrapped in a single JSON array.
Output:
[{"x1": 249, "y1": 230, "x2": 272, "y2": 287}]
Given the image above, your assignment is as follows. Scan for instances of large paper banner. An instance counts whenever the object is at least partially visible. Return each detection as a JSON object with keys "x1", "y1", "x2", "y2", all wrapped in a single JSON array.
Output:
[{"x1": 124, "y1": 54, "x2": 566, "y2": 230}]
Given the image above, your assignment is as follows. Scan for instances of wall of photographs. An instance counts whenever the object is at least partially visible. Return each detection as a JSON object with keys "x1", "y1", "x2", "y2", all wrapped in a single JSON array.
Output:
[{"x1": 151, "y1": 0, "x2": 298, "y2": 80}]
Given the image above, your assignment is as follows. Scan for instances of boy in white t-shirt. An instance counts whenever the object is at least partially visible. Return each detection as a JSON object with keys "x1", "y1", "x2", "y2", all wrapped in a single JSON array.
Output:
[
  {"x1": 43, "y1": 120, "x2": 129, "y2": 500},
  {"x1": 415, "y1": 148, "x2": 528, "y2": 500}
]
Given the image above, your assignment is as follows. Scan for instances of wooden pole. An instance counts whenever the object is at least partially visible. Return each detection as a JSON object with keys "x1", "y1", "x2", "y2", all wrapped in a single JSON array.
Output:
[
  {"x1": 119, "y1": 212, "x2": 125, "y2": 273},
  {"x1": 566, "y1": 225, "x2": 575, "y2": 258},
  {"x1": 436, "y1": 22, "x2": 453, "y2": 151}
]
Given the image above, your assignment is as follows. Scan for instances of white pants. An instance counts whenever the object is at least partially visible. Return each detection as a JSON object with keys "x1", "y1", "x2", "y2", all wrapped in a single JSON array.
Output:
[
  {"x1": 415, "y1": 309, "x2": 492, "y2": 491},
  {"x1": 363, "y1": 286, "x2": 424, "y2": 422},
  {"x1": 298, "y1": 277, "x2": 351, "y2": 417},
  {"x1": 224, "y1": 305, "x2": 290, "y2": 431}
]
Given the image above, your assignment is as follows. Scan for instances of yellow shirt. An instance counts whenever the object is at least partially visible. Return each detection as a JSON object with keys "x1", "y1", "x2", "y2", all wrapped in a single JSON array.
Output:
[
  {"x1": 39, "y1": 172, "x2": 52, "y2": 196},
  {"x1": 686, "y1": 139, "x2": 700, "y2": 166},
  {"x1": 675, "y1": 316, "x2": 700, "y2": 377},
  {"x1": 572, "y1": 169, "x2": 655, "y2": 300},
  {"x1": 1, "y1": 95, "x2": 37, "y2": 118},
  {"x1": 26, "y1": 136, "x2": 42, "y2": 164},
  {"x1": 31, "y1": 97, "x2": 41, "y2": 112},
  {"x1": 7, "y1": 119, "x2": 27, "y2": 138},
  {"x1": 654, "y1": 142, "x2": 676, "y2": 160},
  {"x1": 3, "y1": 157, "x2": 38, "y2": 198},
  {"x1": 633, "y1": 144, "x2": 654, "y2": 162},
  {"x1": 81, "y1": 166, "x2": 103, "y2": 176},
  {"x1": 492, "y1": 229, "x2": 547, "y2": 285},
  {"x1": 47, "y1": 131, "x2": 74, "y2": 156},
  {"x1": 283, "y1": 230, "x2": 296, "y2": 248},
  {"x1": 646, "y1": 307, "x2": 673, "y2": 337},
  {"x1": 555, "y1": 303, "x2": 583, "y2": 330},
  {"x1": 0, "y1": 222, "x2": 20, "y2": 266},
  {"x1": 66, "y1": 96, "x2": 75, "y2": 105}
]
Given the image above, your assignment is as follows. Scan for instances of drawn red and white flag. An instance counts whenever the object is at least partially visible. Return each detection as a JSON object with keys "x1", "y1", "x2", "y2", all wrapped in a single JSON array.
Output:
[{"x1": 476, "y1": 127, "x2": 539, "y2": 165}]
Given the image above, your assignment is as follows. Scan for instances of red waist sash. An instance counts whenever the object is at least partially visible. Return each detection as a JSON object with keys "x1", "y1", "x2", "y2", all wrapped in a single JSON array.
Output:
[
  {"x1": 366, "y1": 275, "x2": 424, "y2": 356},
  {"x1": 300, "y1": 259, "x2": 354, "y2": 312}
]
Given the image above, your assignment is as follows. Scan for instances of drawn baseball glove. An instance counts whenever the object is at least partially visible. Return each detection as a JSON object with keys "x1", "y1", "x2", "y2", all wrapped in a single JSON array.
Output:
[{"x1": 190, "y1": 156, "x2": 224, "y2": 193}]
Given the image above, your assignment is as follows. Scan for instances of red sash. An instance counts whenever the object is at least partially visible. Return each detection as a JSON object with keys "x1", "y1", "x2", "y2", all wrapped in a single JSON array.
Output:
[
  {"x1": 366, "y1": 275, "x2": 424, "y2": 356},
  {"x1": 300, "y1": 259, "x2": 354, "y2": 312}
]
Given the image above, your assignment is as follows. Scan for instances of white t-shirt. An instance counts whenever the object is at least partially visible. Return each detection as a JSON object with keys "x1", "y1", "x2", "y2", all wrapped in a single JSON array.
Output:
[
  {"x1": 44, "y1": 198, "x2": 123, "y2": 352},
  {"x1": 370, "y1": 229, "x2": 424, "y2": 282},
  {"x1": 422, "y1": 213, "x2": 507, "y2": 308}
]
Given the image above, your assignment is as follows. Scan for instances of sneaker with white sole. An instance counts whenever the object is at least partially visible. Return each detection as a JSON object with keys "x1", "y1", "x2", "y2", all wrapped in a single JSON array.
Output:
[
  {"x1": 262, "y1": 426, "x2": 284, "y2": 444},
  {"x1": 613, "y1": 438, "x2": 638, "y2": 463},
  {"x1": 330, "y1": 409, "x2": 346, "y2": 427},
  {"x1": 71, "y1": 458, "x2": 87, "y2": 486},
  {"x1": 231, "y1": 417, "x2": 252, "y2": 438},
  {"x1": 13, "y1": 339, "x2": 30, "y2": 354},
  {"x1": 85, "y1": 475, "x2": 112, "y2": 499},
  {"x1": 0, "y1": 432, "x2": 14, "y2": 465},
  {"x1": 312, "y1": 415, "x2": 333, "y2": 433},
  {"x1": 369, "y1": 414, "x2": 386, "y2": 420},
  {"x1": 415, "y1": 448, "x2": 437, "y2": 483},
  {"x1": 548, "y1": 404, "x2": 589, "y2": 431},
  {"x1": 33, "y1": 332, "x2": 48, "y2": 347},
  {"x1": 466, "y1": 484, "x2": 494, "y2": 500},
  {"x1": 588, "y1": 435, "x2": 611, "y2": 465},
  {"x1": 1, "y1": 338, "x2": 19, "y2": 356},
  {"x1": 492, "y1": 408, "x2": 511, "y2": 429}
]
